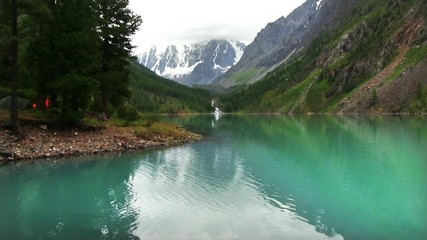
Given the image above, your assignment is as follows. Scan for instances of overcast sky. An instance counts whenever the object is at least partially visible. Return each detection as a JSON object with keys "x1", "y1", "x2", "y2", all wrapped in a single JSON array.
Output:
[{"x1": 129, "y1": 0, "x2": 306, "y2": 53}]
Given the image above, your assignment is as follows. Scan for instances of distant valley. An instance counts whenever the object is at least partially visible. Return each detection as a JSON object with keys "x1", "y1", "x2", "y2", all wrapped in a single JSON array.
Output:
[{"x1": 136, "y1": 0, "x2": 426, "y2": 114}]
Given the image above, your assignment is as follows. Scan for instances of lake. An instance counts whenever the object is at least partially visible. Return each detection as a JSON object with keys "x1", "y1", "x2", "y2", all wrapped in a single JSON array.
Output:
[{"x1": 1, "y1": 115, "x2": 426, "y2": 239}]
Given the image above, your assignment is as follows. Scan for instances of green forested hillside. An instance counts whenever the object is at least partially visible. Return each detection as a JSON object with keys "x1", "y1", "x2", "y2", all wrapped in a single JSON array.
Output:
[
  {"x1": 129, "y1": 61, "x2": 212, "y2": 113},
  {"x1": 220, "y1": 0, "x2": 427, "y2": 113}
]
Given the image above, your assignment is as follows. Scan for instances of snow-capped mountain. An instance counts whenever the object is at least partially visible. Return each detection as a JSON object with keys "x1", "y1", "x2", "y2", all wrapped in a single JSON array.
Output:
[{"x1": 138, "y1": 40, "x2": 246, "y2": 86}]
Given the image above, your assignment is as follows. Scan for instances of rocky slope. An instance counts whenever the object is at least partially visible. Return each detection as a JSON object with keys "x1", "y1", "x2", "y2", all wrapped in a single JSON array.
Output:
[
  {"x1": 220, "y1": 0, "x2": 427, "y2": 113},
  {"x1": 214, "y1": 0, "x2": 358, "y2": 87},
  {"x1": 138, "y1": 40, "x2": 245, "y2": 86}
]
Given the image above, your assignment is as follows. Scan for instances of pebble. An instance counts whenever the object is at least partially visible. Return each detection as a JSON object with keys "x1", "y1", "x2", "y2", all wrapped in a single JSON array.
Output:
[
  {"x1": 0, "y1": 149, "x2": 13, "y2": 158},
  {"x1": 1, "y1": 125, "x2": 201, "y2": 161}
]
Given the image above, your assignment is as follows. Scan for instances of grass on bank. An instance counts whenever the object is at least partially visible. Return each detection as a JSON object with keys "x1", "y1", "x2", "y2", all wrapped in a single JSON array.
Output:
[
  {"x1": 385, "y1": 44, "x2": 427, "y2": 85},
  {"x1": 0, "y1": 109, "x2": 190, "y2": 141}
]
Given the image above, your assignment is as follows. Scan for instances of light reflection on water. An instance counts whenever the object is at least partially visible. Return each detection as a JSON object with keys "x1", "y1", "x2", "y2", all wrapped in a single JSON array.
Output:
[
  {"x1": 1, "y1": 115, "x2": 426, "y2": 239},
  {"x1": 130, "y1": 145, "x2": 336, "y2": 240}
]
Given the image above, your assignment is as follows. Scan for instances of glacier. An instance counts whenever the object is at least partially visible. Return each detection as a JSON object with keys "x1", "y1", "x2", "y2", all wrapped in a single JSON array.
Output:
[
  {"x1": 138, "y1": 40, "x2": 246, "y2": 86},
  {"x1": 315, "y1": 0, "x2": 323, "y2": 10}
]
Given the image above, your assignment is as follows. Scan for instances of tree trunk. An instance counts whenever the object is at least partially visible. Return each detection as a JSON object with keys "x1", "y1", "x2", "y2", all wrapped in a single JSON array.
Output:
[
  {"x1": 100, "y1": 0, "x2": 110, "y2": 116},
  {"x1": 102, "y1": 86, "x2": 109, "y2": 115},
  {"x1": 10, "y1": 0, "x2": 18, "y2": 127}
]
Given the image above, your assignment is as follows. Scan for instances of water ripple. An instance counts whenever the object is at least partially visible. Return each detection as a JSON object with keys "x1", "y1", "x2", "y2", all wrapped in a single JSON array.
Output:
[{"x1": 1, "y1": 115, "x2": 427, "y2": 240}]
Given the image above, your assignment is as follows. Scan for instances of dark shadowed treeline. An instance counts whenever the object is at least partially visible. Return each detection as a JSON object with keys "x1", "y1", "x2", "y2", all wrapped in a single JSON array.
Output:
[{"x1": 0, "y1": 0, "x2": 143, "y2": 125}]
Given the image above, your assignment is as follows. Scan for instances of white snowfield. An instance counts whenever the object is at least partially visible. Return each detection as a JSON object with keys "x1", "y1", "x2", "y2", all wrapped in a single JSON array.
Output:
[{"x1": 138, "y1": 40, "x2": 245, "y2": 80}]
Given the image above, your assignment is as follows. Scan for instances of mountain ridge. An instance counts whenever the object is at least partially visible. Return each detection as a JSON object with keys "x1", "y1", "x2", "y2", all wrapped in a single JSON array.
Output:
[
  {"x1": 138, "y1": 40, "x2": 245, "y2": 86},
  {"x1": 214, "y1": 0, "x2": 372, "y2": 88},
  {"x1": 128, "y1": 61, "x2": 212, "y2": 113},
  {"x1": 219, "y1": 0, "x2": 427, "y2": 114}
]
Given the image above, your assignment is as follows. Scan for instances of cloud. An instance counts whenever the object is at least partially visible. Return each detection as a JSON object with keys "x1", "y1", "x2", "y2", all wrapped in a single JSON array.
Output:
[
  {"x1": 175, "y1": 24, "x2": 255, "y2": 43},
  {"x1": 129, "y1": 0, "x2": 306, "y2": 52}
]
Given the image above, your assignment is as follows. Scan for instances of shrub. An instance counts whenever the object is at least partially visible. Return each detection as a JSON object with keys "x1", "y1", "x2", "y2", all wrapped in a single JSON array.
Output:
[
  {"x1": 57, "y1": 111, "x2": 84, "y2": 126},
  {"x1": 117, "y1": 105, "x2": 139, "y2": 122}
]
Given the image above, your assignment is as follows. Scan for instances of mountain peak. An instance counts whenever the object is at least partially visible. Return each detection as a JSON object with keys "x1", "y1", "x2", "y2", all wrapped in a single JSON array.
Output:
[{"x1": 138, "y1": 40, "x2": 246, "y2": 86}]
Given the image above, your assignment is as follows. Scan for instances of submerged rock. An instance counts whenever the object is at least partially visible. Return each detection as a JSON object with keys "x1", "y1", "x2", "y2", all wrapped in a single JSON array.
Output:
[{"x1": 0, "y1": 149, "x2": 12, "y2": 158}]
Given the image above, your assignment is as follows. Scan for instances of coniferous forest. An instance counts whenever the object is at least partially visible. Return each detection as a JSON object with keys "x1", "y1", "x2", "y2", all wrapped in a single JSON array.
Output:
[
  {"x1": 0, "y1": 0, "x2": 212, "y2": 127},
  {"x1": 0, "y1": 0, "x2": 141, "y2": 126}
]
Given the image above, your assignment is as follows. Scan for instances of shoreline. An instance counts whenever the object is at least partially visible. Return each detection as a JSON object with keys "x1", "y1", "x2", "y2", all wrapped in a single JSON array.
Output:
[
  {"x1": 0, "y1": 124, "x2": 201, "y2": 164},
  {"x1": 1, "y1": 112, "x2": 425, "y2": 164}
]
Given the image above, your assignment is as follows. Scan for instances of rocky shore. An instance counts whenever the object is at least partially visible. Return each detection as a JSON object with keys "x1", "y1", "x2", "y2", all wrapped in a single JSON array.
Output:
[{"x1": 0, "y1": 124, "x2": 201, "y2": 163}]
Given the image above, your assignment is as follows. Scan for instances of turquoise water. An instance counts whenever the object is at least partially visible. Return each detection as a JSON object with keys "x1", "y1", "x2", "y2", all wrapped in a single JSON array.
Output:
[{"x1": 0, "y1": 115, "x2": 426, "y2": 239}]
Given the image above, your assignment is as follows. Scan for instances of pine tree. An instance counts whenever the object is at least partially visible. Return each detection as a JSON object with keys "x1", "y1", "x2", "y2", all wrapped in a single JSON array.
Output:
[
  {"x1": 51, "y1": 0, "x2": 99, "y2": 123},
  {"x1": 95, "y1": 0, "x2": 141, "y2": 115},
  {"x1": 0, "y1": 0, "x2": 11, "y2": 93},
  {"x1": 28, "y1": 0, "x2": 100, "y2": 124},
  {"x1": 22, "y1": 0, "x2": 53, "y2": 110},
  {"x1": 10, "y1": 0, "x2": 18, "y2": 127},
  {"x1": 0, "y1": 0, "x2": 18, "y2": 126},
  {"x1": 1, "y1": 0, "x2": 46, "y2": 126}
]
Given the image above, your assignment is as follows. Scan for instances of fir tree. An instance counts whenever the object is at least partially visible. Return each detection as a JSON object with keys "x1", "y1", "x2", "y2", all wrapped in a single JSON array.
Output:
[
  {"x1": 46, "y1": 0, "x2": 100, "y2": 124},
  {"x1": 95, "y1": 0, "x2": 142, "y2": 115},
  {"x1": 10, "y1": 0, "x2": 18, "y2": 127},
  {"x1": 0, "y1": 0, "x2": 11, "y2": 95}
]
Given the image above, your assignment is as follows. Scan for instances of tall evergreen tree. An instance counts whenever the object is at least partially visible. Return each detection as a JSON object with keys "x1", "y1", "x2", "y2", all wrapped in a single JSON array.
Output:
[
  {"x1": 10, "y1": 0, "x2": 18, "y2": 127},
  {"x1": 49, "y1": 0, "x2": 99, "y2": 122},
  {"x1": 15, "y1": 0, "x2": 102, "y2": 125},
  {"x1": 0, "y1": 0, "x2": 11, "y2": 93},
  {"x1": 22, "y1": 0, "x2": 54, "y2": 110},
  {"x1": 1, "y1": 0, "x2": 41, "y2": 126},
  {"x1": 1, "y1": 0, "x2": 142, "y2": 125},
  {"x1": 95, "y1": 0, "x2": 141, "y2": 115}
]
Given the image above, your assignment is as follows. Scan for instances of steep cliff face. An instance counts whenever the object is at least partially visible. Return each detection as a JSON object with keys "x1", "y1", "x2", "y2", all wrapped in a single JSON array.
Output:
[
  {"x1": 332, "y1": 4, "x2": 427, "y2": 113},
  {"x1": 220, "y1": 0, "x2": 427, "y2": 114},
  {"x1": 215, "y1": 0, "x2": 361, "y2": 87},
  {"x1": 138, "y1": 40, "x2": 245, "y2": 86},
  {"x1": 260, "y1": 0, "x2": 360, "y2": 68}
]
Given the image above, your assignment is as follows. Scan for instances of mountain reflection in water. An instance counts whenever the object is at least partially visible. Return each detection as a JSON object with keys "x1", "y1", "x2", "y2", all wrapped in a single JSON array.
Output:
[{"x1": 1, "y1": 115, "x2": 426, "y2": 240}]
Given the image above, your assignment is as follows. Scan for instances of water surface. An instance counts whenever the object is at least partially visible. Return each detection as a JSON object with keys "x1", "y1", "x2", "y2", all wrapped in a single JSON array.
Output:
[{"x1": 1, "y1": 115, "x2": 426, "y2": 239}]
